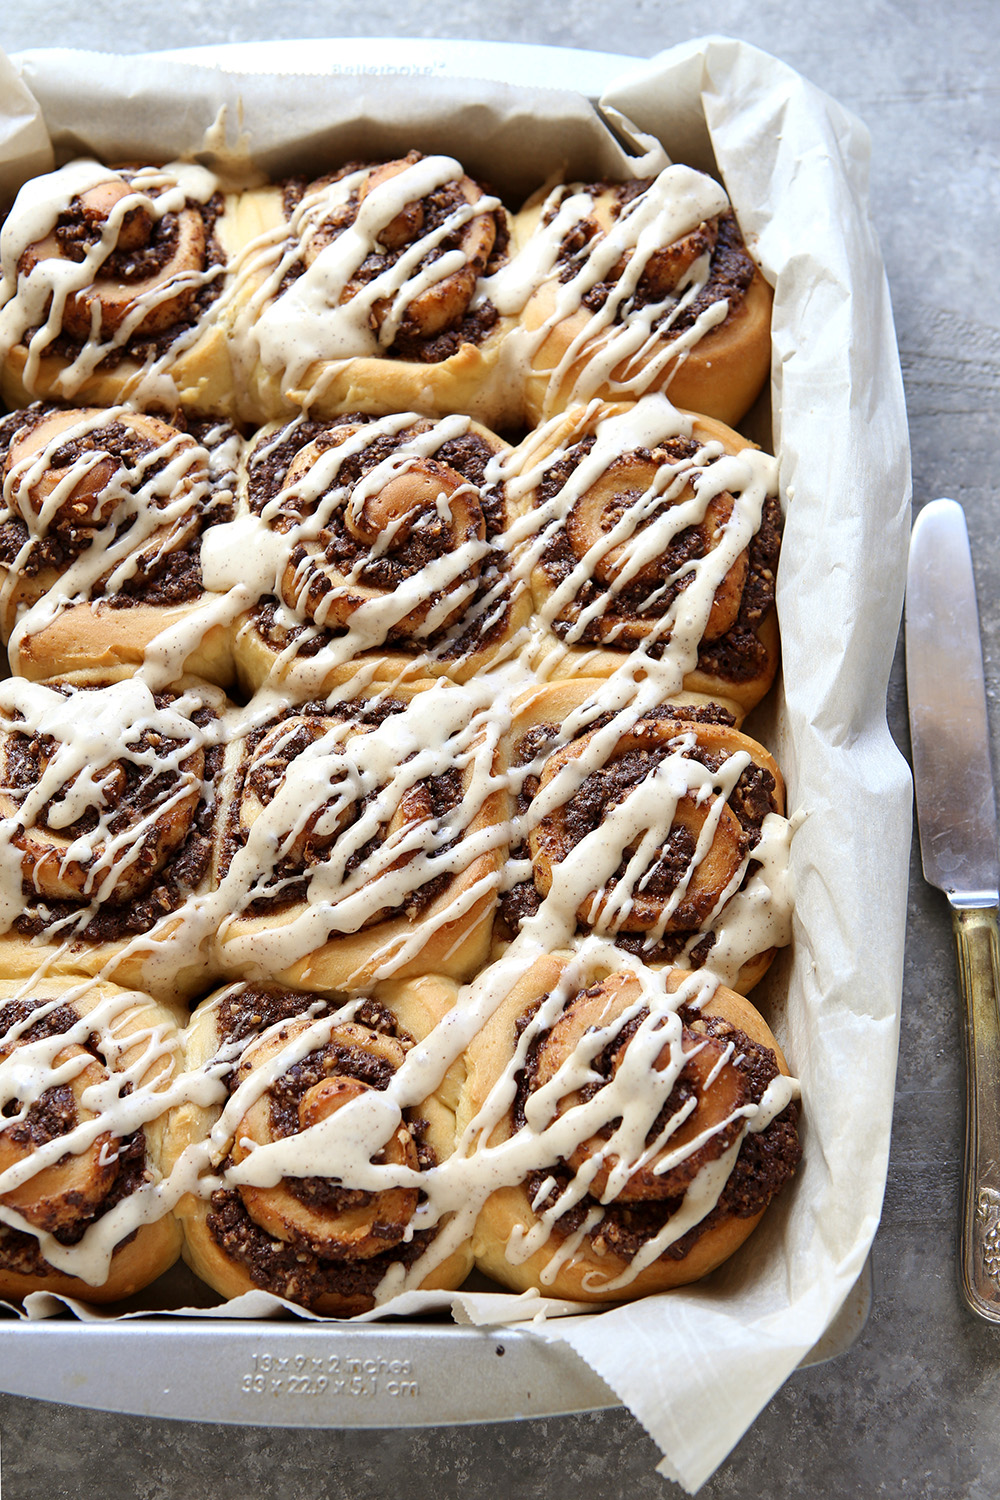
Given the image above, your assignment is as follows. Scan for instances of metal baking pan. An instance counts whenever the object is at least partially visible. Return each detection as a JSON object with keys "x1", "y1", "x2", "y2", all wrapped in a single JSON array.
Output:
[
  {"x1": 0, "y1": 35, "x2": 879, "y2": 1429},
  {"x1": 0, "y1": 1260, "x2": 872, "y2": 1426}
]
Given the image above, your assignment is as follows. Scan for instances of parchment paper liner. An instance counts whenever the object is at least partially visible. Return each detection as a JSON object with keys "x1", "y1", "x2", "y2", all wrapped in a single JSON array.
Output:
[{"x1": 0, "y1": 36, "x2": 912, "y2": 1493}]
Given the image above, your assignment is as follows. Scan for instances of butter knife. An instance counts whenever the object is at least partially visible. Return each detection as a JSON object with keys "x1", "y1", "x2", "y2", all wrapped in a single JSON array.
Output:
[{"x1": 906, "y1": 497, "x2": 1000, "y2": 1322}]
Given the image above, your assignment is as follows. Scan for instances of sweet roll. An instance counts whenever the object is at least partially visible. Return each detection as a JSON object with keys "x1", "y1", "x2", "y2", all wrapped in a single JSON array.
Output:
[
  {"x1": 210, "y1": 678, "x2": 509, "y2": 990},
  {"x1": 0, "y1": 675, "x2": 226, "y2": 1004},
  {"x1": 0, "y1": 973, "x2": 183, "y2": 1302},
  {"x1": 0, "y1": 160, "x2": 240, "y2": 416},
  {"x1": 503, "y1": 395, "x2": 781, "y2": 715},
  {"x1": 495, "y1": 679, "x2": 791, "y2": 994},
  {"x1": 169, "y1": 975, "x2": 472, "y2": 1313},
  {"x1": 226, "y1": 152, "x2": 515, "y2": 426},
  {"x1": 501, "y1": 164, "x2": 772, "y2": 427},
  {"x1": 214, "y1": 409, "x2": 528, "y2": 695},
  {"x1": 459, "y1": 954, "x2": 800, "y2": 1301},
  {"x1": 0, "y1": 403, "x2": 241, "y2": 685}
]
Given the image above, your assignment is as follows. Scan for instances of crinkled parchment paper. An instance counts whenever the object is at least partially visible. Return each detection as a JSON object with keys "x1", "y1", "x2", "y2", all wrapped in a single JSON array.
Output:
[{"x1": 0, "y1": 35, "x2": 912, "y2": 1493}]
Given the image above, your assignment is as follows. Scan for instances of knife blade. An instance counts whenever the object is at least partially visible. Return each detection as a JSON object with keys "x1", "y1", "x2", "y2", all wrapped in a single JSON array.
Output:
[{"x1": 906, "y1": 497, "x2": 1000, "y2": 1322}]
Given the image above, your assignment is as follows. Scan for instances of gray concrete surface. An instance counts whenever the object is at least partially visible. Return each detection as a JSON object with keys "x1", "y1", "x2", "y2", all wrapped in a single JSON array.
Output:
[{"x1": 0, "y1": 2, "x2": 998, "y2": 1496}]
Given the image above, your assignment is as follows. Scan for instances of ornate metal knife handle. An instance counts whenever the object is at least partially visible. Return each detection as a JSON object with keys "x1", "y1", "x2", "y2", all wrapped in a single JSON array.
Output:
[{"x1": 953, "y1": 904, "x2": 1000, "y2": 1320}]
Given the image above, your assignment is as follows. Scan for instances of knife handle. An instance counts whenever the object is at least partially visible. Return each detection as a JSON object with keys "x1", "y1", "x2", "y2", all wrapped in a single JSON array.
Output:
[{"x1": 953, "y1": 904, "x2": 1000, "y2": 1321}]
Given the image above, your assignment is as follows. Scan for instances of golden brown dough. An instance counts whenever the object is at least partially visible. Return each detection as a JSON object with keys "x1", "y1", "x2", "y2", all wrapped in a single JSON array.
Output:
[
  {"x1": 459, "y1": 955, "x2": 799, "y2": 1302},
  {"x1": 169, "y1": 975, "x2": 472, "y2": 1313},
  {"x1": 0, "y1": 974, "x2": 183, "y2": 1303}
]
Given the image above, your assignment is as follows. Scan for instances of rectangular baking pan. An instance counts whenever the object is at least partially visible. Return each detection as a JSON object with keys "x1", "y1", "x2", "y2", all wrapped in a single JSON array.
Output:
[
  {"x1": 0, "y1": 34, "x2": 882, "y2": 1429},
  {"x1": 0, "y1": 1261, "x2": 872, "y2": 1426}
]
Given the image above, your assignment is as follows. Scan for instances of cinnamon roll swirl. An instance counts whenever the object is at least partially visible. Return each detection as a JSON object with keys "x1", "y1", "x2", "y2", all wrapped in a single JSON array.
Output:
[
  {"x1": 504, "y1": 164, "x2": 771, "y2": 427},
  {"x1": 0, "y1": 974, "x2": 183, "y2": 1303},
  {"x1": 210, "y1": 680, "x2": 508, "y2": 991},
  {"x1": 170, "y1": 976, "x2": 472, "y2": 1313},
  {"x1": 213, "y1": 410, "x2": 527, "y2": 695},
  {"x1": 496, "y1": 680, "x2": 790, "y2": 994},
  {"x1": 0, "y1": 676, "x2": 226, "y2": 1005},
  {"x1": 460, "y1": 955, "x2": 800, "y2": 1302},
  {"x1": 0, "y1": 403, "x2": 240, "y2": 686},
  {"x1": 0, "y1": 160, "x2": 239, "y2": 416},
  {"x1": 228, "y1": 152, "x2": 515, "y2": 426},
  {"x1": 505, "y1": 396, "x2": 781, "y2": 715}
]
